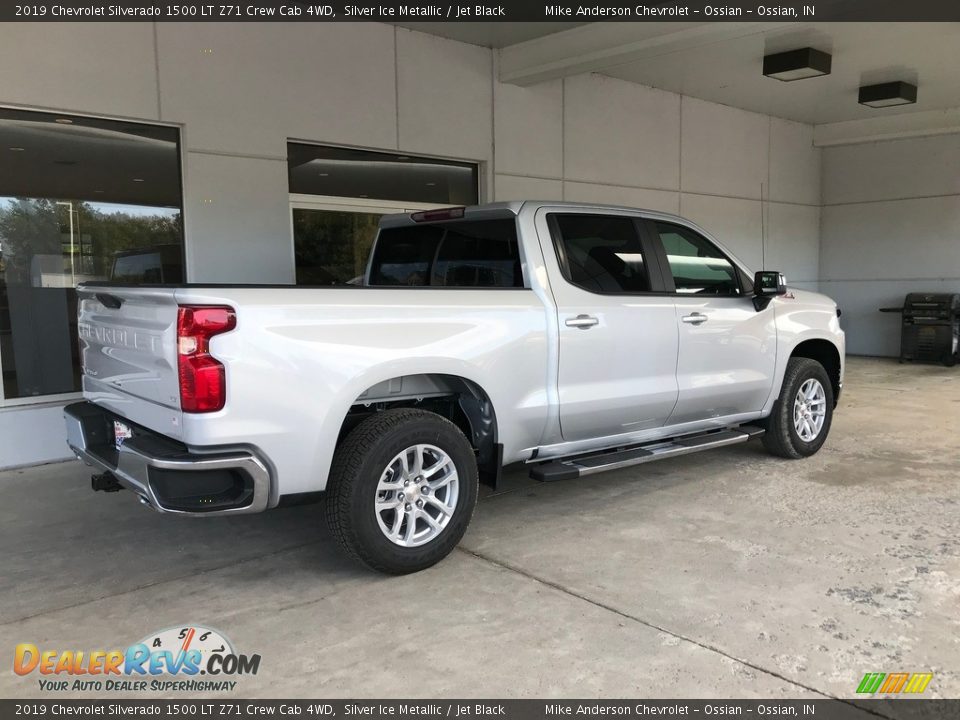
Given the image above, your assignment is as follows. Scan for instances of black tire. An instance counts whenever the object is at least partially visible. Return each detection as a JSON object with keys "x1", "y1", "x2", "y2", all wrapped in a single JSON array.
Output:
[
  {"x1": 762, "y1": 357, "x2": 835, "y2": 459},
  {"x1": 323, "y1": 408, "x2": 478, "y2": 574}
]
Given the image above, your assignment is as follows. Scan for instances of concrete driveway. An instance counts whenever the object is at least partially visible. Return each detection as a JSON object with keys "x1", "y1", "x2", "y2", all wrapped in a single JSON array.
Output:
[{"x1": 1, "y1": 358, "x2": 958, "y2": 699}]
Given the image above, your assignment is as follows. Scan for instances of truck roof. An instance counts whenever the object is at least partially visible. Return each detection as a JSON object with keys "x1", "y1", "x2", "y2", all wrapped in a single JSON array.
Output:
[{"x1": 378, "y1": 200, "x2": 692, "y2": 229}]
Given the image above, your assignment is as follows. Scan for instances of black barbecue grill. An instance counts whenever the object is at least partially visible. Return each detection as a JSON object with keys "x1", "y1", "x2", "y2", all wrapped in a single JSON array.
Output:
[{"x1": 880, "y1": 293, "x2": 960, "y2": 366}]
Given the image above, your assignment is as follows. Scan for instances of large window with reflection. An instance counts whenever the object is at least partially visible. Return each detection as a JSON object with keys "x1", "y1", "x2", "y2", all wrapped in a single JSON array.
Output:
[
  {"x1": 0, "y1": 108, "x2": 183, "y2": 402},
  {"x1": 287, "y1": 143, "x2": 479, "y2": 286}
]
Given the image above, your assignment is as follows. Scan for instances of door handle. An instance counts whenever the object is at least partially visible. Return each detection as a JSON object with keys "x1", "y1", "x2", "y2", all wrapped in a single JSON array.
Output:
[
  {"x1": 681, "y1": 312, "x2": 708, "y2": 325},
  {"x1": 565, "y1": 314, "x2": 599, "y2": 329}
]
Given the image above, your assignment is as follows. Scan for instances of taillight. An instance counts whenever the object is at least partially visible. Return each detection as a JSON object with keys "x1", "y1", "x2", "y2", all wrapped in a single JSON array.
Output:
[{"x1": 177, "y1": 305, "x2": 236, "y2": 413}]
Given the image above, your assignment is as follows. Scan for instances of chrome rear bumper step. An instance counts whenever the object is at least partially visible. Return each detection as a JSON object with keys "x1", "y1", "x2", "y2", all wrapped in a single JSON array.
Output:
[
  {"x1": 529, "y1": 425, "x2": 765, "y2": 482},
  {"x1": 65, "y1": 401, "x2": 271, "y2": 516}
]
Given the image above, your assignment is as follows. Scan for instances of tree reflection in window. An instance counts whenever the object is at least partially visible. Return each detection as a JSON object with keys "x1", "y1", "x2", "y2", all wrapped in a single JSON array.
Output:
[{"x1": 0, "y1": 197, "x2": 181, "y2": 399}]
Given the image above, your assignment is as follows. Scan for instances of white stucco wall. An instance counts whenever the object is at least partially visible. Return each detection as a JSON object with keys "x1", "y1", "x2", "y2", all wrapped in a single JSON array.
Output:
[
  {"x1": 820, "y1": 134, "x2": 960, "y2": 356},
  {"x1": 492, "y1": 72, "x2": 822, "y2": 292}
]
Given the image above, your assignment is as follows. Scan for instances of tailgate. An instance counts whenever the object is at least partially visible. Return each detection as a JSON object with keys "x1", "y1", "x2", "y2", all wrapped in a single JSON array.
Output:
[{"x1": 77, "y1": 286, "x2": 184, "y2": 439}]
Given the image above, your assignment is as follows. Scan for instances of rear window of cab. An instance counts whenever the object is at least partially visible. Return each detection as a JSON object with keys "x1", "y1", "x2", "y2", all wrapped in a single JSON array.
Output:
[{"x1": 368, "y1": 218, "x2": 523, "y2": 288}]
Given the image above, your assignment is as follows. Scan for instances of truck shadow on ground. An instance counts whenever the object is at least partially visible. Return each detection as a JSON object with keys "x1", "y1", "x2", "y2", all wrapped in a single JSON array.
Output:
[{"x1": 1, "y1": 443, "x2": 771, "y2": 624}]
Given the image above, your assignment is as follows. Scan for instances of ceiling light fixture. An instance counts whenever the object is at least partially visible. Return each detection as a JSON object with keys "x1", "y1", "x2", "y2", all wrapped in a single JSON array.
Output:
[
  {"x1": 425, "y1": 182, "x2": 437, "y2": 187},
  {"x1": 9, "y1": 147, "x2": 25, "y2": 151},
  {"x1": 858, "y1": 81, "x2": 917, "y2": 108},
  {"x1": 54, "y1": 117, "x2": 74, "y2": 124},
  {"x1": 763, "y1": 47, "x2": 832, "y2": 82},
  {"x1": 318, "y1": 172, "x2": 329, "y2": 177},
  {"x1": 132, "y1": 178, "x2": 145, "y2": 182}
]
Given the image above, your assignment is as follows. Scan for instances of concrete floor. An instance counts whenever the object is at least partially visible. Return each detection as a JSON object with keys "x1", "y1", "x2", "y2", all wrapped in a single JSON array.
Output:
[{"x1": 1, "y1": 357, "x2": 958, "y2": 700}]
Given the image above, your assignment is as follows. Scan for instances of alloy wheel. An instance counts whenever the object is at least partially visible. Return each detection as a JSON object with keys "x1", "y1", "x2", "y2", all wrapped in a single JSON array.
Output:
[{"x1": 374, "y1": 444, "x2": 459, "y2": 547}]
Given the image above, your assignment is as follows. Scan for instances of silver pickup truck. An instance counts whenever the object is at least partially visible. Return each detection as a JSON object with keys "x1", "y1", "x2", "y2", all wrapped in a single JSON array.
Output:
[{"x1": 65, "y1": 201, "x2": 844, "y2": 574}]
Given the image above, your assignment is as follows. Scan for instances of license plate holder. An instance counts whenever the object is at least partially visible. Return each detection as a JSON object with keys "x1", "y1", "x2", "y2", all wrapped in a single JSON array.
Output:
[{"x1": 113, "y1": 420, "x2": 133, "y2": 451}]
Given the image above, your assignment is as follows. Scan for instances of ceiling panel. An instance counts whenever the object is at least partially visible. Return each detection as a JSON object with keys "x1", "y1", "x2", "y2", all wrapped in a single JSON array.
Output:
[
  {"x1": 600, "y1": 22, "x2": 960, "y2": 125},
  {"x1": 394, "y1": 22, "x2": 586, "y2": 48}
]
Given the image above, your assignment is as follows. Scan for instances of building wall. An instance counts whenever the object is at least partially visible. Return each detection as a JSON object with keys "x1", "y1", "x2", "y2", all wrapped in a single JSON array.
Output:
[
  {"x1": 820, "y1": 134, "x2": 960, "y2": 356},
  {"x1": 492, "y1": 71, "x2": 823, "y2": 292},
  {"x1": 0, "y1": 23, "x2": 822, "y2": 468}
]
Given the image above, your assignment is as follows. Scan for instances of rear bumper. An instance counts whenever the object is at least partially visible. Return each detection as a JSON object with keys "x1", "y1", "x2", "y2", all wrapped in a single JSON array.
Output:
[{"x1": 64, "y1": 402, "x2": 270, "y2": 516}]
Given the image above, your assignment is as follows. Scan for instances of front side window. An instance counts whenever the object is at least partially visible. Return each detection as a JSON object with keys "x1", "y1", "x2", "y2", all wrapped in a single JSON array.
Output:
[
  {"x1": 368, "y1": 218, "x2": 522, "y2": 288},
  {"x1": 551, "y1": 214, "x2": 650, "y2": 294},
  {"x1": 655, "y1": 222, "x2": 741, "y2": 296}
]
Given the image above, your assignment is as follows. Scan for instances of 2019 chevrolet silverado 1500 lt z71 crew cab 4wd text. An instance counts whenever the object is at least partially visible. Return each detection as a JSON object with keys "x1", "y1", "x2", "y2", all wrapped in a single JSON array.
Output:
[{"x1": 65, "y1": 201, "x2": 844, "y2": 574}]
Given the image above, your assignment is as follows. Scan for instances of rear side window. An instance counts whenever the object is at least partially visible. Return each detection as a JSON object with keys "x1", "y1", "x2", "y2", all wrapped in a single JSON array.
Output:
[
  {"x1": 551, "y1": 214, "x2": 651, "y2": 294},
  {"x1": 368, "y1": 218, "x2": 522, "y2": 288},
  {"x1": 655, "y1": 222, "x2": 742, "y2": 296}
]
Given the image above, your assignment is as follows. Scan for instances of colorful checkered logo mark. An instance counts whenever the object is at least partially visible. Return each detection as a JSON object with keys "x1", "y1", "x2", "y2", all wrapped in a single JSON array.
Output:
[{"x1": 857, "y1": 672, "x2": 933, "y2": 694}]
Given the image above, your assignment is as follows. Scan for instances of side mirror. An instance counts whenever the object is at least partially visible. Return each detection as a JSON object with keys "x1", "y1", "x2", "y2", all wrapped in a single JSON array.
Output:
[
  {"x1": 754, "y1": 270, "x2": 787, "y2": 296},
  {"x1": 752, "y1": 271, "x2": 787, "y2": 311}
]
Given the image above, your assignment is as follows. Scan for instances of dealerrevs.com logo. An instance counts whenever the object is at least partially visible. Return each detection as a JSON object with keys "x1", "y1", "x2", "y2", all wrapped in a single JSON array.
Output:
[{"x1": 14, "y1": 625, "x2": 261, "y2": 693}]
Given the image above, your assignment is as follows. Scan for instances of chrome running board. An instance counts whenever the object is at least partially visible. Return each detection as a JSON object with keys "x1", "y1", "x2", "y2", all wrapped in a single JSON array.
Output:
[{"x1": 529, "y1": 425, "x2": 765, "y2": 482}]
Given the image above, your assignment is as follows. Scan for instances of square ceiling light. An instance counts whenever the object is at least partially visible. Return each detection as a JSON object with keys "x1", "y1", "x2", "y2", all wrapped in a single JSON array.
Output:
[
  {"x1": 858, "y1": 81, "x2": 918, "y2": 108},
  {"x1": 763, "y1": 48, "x2": 832, "y2": 82}
]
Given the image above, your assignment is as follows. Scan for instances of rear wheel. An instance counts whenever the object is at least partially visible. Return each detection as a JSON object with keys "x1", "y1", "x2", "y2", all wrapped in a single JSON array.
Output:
[
  {"x1": 324, "y1": 408, "x2": 478, "y2": 574},
  {"x1": 762, "y1": 357, "x2": 834, "y2": 459}
]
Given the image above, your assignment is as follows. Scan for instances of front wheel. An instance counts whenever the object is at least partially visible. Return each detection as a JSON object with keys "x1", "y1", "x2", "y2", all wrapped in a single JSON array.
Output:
[
  {"x1": 762, "y1": 357, "x2": 835, "y2": 459},
  {"x1": 323, "y1": 408, "x2": 479, "y2": 574}
]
